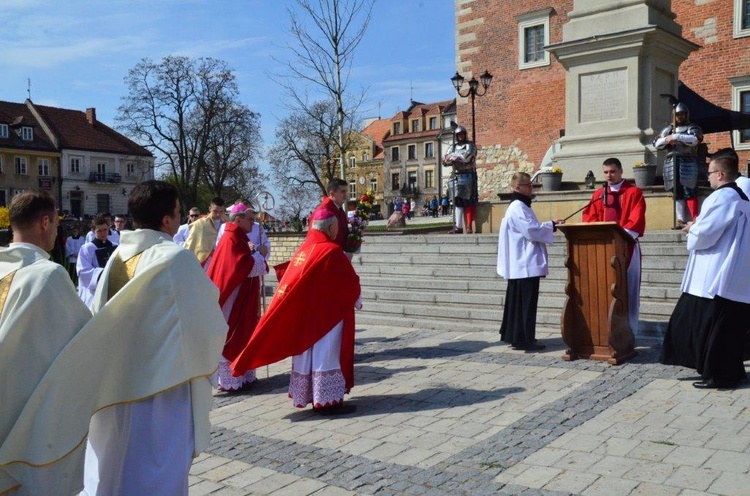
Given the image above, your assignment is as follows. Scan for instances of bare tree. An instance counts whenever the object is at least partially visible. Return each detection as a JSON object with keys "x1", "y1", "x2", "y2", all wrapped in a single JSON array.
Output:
[
  {"x1": 269, "y1": 99, "x2": 359, "y2": 207},
  {"x1": 202, "y1": 101, "x2": 265, "y2": 199},
  {"x1": 116, "y1": 56, "x2": 253, "y2": 209},
  {"x1": 277, "y1": 0, "x2": 375, "y2": 180}
]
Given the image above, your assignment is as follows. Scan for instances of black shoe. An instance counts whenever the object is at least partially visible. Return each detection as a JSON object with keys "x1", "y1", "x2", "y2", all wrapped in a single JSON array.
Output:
[
  {"x1": 692, "y1": 380, "x2": 737, "y2": 390},
  {"x1": 316, "y1": 404, "x2": 357, "y2": 416},
  {"x1": 523, "y1": 343, "x2": 546, "y2": 351},
  {"x1": 510, "y1": 343, "x2": 546, "y2": 351}
]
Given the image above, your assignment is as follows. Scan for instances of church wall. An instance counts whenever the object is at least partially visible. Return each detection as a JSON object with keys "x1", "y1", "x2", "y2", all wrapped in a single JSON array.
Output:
[{"x1": 457, "y1": 0, "x2": 750, "y2": 203}]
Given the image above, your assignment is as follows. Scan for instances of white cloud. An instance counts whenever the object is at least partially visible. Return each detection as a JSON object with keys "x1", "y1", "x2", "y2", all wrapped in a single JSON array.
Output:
[{"x1": 0, "y1": 36, "x2": 148, "y2": 68}]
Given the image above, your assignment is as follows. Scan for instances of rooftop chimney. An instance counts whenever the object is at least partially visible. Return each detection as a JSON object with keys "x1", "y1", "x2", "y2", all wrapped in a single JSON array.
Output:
[{"x1": 86, "y1": 107, "x2": 96, "y2": 125}]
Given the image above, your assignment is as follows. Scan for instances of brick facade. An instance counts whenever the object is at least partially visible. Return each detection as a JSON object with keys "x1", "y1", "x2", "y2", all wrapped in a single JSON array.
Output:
[{"x1": 456, "y1": 0, "x2": 750, "y2": 198}]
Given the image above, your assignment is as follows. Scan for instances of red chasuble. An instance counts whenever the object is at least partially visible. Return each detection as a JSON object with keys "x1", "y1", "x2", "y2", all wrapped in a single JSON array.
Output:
[
  {"x1": 309, "y1": 197, "x2": 349, "y2": 250},
  {"x1": 206, "y1": 222, "x2": 261, "y2": 361},
  {"x1": 231, "y1": 229, "x2": 361, "y2": 390},
  {"x1": 582, "y1": 180, "x2": 646, "y2": 237}
]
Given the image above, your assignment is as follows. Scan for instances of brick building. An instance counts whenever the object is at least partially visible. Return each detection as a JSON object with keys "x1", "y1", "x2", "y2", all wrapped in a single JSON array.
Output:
[{"x1": 454, "y1": 0, "x2": 750, "y2": 198}]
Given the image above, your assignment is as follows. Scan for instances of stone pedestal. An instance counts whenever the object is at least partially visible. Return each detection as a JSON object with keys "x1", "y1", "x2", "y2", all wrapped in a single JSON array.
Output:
[{"x1": 547, "y1": 0, "x2": 698, "y2": 180}]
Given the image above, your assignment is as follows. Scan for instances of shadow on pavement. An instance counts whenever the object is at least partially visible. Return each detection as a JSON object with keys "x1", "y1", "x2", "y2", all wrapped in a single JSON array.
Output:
[
  {"x1": 356, "y1": 339, "x2": 495, "y2": 363},
  {"x1": 283, "y1": 386, "x2": 525, "y2": 422}
]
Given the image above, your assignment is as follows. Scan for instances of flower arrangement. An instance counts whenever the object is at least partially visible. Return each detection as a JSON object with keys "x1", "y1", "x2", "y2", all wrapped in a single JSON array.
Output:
[
  {"x1": 345, "y1": 190, "x2": 375, "y2": 253},
  {"x1": 633, "y1": 161, "x2": 653, "y2": 168},
  {"x1": 540, "y1": 166, "x2": 563, "y2": 174},
  {"x1": 0, "y1": 207, "x2": 9, "y2": 230}
]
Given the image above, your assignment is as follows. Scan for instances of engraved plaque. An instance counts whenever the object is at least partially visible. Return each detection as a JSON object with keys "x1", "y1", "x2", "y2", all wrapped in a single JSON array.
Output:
[{"x1": 579, "y1": 69, "x2": 627, "y2": 123}]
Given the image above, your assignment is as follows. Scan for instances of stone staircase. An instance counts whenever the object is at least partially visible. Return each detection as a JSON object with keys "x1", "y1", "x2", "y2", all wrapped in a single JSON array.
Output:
[
  {"x1": 266, "y1": 230, "x2": 688, "y2": 336},
  {"x1": 350, "y1": 230, "x2": 686, "y2": 336}
]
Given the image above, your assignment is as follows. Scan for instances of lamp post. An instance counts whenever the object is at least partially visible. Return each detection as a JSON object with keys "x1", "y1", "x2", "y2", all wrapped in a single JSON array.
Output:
[{"x1": 450, "y1": 70, "x2": 493, "y2": 143}]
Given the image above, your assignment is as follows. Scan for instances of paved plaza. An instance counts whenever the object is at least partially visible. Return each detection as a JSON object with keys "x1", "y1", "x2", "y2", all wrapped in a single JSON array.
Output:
[{"x1": 189, "y1": 325, "x2": 750, "y2": 495}]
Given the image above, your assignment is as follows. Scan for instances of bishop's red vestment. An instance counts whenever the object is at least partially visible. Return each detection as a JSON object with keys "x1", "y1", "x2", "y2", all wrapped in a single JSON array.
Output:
[{"x1": 231, "y1": 229, "x2": 360, "y2": 391}]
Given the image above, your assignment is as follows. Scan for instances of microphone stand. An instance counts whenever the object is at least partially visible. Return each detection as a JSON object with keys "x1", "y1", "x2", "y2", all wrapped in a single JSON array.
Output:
[{"x1": 561, "y1": 184, "x2": 607, "y2": 222}]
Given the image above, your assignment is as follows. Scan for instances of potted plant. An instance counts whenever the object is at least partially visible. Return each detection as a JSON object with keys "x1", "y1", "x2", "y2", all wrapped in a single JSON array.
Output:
[
  {"x1": 539, "y1": 166, "x2": 563, "y2": 191},
  {"x1": 0, "y1": 207, "x2": 11, "y2": 246},
  {"x1": 632, "y1": 161, "x2": 657, "y2": 187}
]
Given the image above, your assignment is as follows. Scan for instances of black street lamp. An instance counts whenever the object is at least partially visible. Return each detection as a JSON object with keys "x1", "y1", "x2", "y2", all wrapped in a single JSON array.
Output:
[{"x1": 450, "y1": 70, "x2": 493, "y2": 143}]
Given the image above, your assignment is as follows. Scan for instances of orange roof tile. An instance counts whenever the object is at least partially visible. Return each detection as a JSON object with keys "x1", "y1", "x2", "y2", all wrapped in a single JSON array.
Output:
[{"x1": 33, "y1": 103, "x2": 152, "y2": 157}]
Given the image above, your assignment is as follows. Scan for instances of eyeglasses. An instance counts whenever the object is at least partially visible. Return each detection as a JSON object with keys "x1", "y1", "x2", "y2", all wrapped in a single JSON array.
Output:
[
  {"x1": 707, "y1": 170, "x2": 721, "y2": 176},
  {"x1": 189, "y1": 214, "x2": 200, "y2": 218}
]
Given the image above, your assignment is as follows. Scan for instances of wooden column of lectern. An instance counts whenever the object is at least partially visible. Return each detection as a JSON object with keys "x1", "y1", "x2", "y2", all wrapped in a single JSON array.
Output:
[{"x1": 557, "y1": 222, "x2": 637, "y2": 365}]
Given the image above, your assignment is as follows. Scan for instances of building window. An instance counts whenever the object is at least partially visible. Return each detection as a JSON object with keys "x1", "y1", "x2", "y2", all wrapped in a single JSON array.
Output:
[
  {"x1": 21, "y1": 127, "x2": 33, "y2": 141},
  {"x1": 0, "y1": 124, "x2": 8, "y2": 138},
  {"x1": 408, "y1": 144, "x2": 416, "y2": 160},
  {"x1": 411, "y1": 119, "x2": 420, "y2": 133},
  {"x1": 734, "y1": 0, "x2": 750, "y2": 38},
  {"x1": 15, "y1": 157, "x2": 28, "y2": 175},
  {"x1": 391, "y1": 173, "x2": 400, "y2": 191},
  {"x1": 96, "y1": 194, "x2": 110, "y2": 215},
  {"x1": 424, "y1": 142, "x2": 434, "y2": 158},
  {"x1": 126, "y1": 162, "x2": 136, "y2": 175},
  {"x1": 370, "y1": 177, "x2": 377, "y2": 192},
  {"x1": 349, "y1": 156, "x2": 356, "y2": 168},
  {"x1": 348, "y1": 181, "x2": 356, "y2": 199},
  {"x1": 393, "y1": 122, "x2": 401, "y2": 135},
  {"x1": 70, "y1": 157, "x2": 82, "y2": 174},
  {"x1": 731, "y1": 76, "x2": 750, "y2": 148},
  {"x1": 391, "y1": 147, "x2": 399, "y2": 162},
  {"x1": 518, "y1": 8, "x2": 552, "y2": 69},
  {"x1": 97, "y1": 162, "x2": 107, "y2": 174},
  {"x1": 429, "y1": 117, "x2": 438, "y2": 130},
  {"x1": 425, "y1": 170, "x2": 434, "y2": 189},
  {"x1": 38, "y1": 158, "x2": 50, "y2": 176},
  {"x1": 408, "y1": 171, "x2": 418, "y2": 191}
]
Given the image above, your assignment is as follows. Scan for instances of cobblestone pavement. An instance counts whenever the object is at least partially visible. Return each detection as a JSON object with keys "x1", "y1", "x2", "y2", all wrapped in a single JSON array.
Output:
[{"x1": 190, "y1": 326, "x2": 750, "y2": 495}]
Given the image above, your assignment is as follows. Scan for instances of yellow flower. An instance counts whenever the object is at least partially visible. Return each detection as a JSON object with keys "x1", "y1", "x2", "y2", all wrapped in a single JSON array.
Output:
[
  {"x1": 634, "y1": 161, "x2": 645, "y2": 168},
  {"x1": 0, "y1": 207, "x2": 9, "y2": 229}
]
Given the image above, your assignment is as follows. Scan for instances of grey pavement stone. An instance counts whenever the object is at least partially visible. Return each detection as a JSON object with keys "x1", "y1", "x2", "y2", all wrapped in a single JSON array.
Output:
[{"x1": 191, "y1": 325, "x2": 750, "y2": 495}]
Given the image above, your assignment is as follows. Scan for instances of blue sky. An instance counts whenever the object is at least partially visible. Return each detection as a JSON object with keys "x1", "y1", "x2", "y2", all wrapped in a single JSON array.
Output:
[{"x1": 1, "y1": 0, "x2": 456, "y2": 162}]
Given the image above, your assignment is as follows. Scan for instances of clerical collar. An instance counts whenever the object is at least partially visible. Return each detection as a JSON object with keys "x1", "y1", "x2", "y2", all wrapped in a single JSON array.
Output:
[
  {"x1": 608, "y1": 179, "x2": 626, "y2": 192},
  {"x1": 510, "y1": 192, "x2": 532, "y2": 207}
]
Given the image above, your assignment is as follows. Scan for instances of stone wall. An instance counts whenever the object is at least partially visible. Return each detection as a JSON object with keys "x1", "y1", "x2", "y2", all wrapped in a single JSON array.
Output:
[
  {"x1": 455, "y1": 0, "x2": 750, "y2": 193},
  {"x1": 266, "y1": 233, "x2": 305, "y2": 267}
]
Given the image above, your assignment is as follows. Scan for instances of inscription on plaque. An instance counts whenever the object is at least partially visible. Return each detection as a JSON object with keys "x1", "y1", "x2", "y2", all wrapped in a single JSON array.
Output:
[{"x1": 579, "y1": 69, "x2": 627, "y2": 123}]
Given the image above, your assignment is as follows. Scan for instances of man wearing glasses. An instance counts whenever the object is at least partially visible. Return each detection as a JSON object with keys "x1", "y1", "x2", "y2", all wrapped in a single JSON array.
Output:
[
  {"x1": 173, "y1": 207, "x2": 200, "y2": 247},
  {"x1": 497, "y1": 172, "x2": 564, "y2": 351},
  {"x1": 661, "y1": 152, "x2": 750, "y2": 389},
  {"x1": 582, "y1": 158, "x2": 646, "y2": 335}
]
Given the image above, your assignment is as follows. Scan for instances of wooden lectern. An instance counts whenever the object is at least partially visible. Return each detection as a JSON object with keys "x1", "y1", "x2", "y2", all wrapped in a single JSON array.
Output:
[{"x1": 557, "y1": 222, "x2": 637, "y2": 365}]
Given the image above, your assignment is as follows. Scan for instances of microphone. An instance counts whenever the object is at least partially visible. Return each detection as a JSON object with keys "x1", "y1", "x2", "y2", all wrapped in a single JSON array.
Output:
[{"x1": 602, "y1": 182, "x2": 608, "y2": 209}]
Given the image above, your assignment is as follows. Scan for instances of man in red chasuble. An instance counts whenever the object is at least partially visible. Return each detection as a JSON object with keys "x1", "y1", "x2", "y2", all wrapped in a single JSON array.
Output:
[
  {"x1": 231, "y1": 209, "x2": 361, "y2": 414},
  {"x1": 207, "y1": 203, "x2": 267, "y2": 392},
  {"x1": 582, "y1": 157, "x2": 647, "y2": 334}
]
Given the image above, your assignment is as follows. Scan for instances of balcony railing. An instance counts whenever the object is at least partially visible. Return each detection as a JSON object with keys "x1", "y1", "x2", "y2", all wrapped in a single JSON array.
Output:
[{"x1": 88, "y1": 172, "x2": 122, "y2": 183}]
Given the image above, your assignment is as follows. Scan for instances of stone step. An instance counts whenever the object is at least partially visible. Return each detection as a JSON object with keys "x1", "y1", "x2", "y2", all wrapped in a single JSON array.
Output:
[{"x1": 265, "y1": 230, "x2": 689, "y2": 335}]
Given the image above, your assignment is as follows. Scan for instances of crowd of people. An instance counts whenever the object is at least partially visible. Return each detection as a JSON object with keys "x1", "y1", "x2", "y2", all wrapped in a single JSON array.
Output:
[
  {"x1": 1, "y1": 99, "x2": 749, "y2": 492},
  {"x1": 0, "y1": 179, "x2": 361, "y2": 493}
]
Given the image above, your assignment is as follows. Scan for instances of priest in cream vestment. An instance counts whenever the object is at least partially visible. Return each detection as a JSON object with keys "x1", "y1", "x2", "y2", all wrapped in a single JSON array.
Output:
[
  {"x1": 0, "y1": 191, "x2": 92, "y2": 495},
  {"x1": 0, "y1": 183, "x2": 227, "y2": 495}
]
